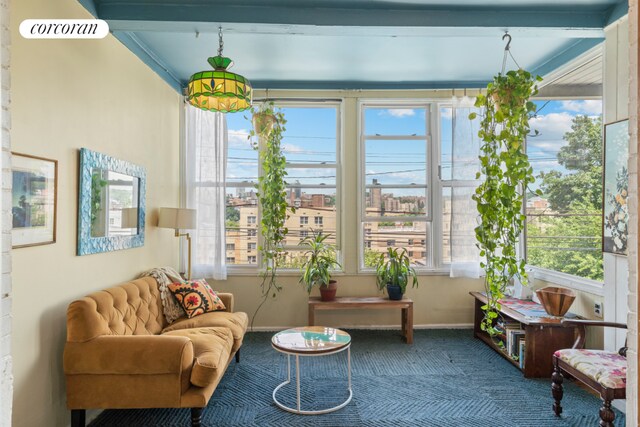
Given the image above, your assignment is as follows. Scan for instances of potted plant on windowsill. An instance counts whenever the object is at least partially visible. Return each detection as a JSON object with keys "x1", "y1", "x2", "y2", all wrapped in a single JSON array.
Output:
[
  {"x1": 299, "y1": 230, "x2": 341, "y2": 301},
  {"x1": 375, "y1": 247, "x2": 418, "y2": 300}
]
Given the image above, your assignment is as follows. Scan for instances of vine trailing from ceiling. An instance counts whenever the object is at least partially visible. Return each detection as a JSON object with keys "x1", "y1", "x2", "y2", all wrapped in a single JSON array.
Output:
[
  {"x1": 248, "y1": 101, "x2": 293, "y2": 328},
  {"x1": 470, "y1": 69, "x2": 542, "y2": 335}
]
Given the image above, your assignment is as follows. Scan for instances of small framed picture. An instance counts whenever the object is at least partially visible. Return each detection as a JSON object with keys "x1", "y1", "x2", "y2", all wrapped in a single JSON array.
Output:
[
  {"x1": 11, "y1": 152, "x2": 58, "y2": 248},
  {"x1": 602, "y1": 119, "x2": 629, "y2": 255}
]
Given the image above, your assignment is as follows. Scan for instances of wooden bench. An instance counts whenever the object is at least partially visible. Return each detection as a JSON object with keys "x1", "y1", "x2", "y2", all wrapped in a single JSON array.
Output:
[{"x1": 308, "y1": 296, "x2": 414, "y2": 344}]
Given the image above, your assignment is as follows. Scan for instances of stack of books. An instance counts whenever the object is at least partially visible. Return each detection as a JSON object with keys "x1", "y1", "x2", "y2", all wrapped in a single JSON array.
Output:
[{"x1": 494, "y1": 319, "x2": 526, "y2": 369}]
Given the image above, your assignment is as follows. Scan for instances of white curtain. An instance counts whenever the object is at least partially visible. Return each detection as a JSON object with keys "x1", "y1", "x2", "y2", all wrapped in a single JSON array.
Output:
[
  {"x1": 449, "y1": 103, "x2": 482, "y2": 278},
  {"x1": 184, "y1": 103, "x2": 228, "y2": 280}
]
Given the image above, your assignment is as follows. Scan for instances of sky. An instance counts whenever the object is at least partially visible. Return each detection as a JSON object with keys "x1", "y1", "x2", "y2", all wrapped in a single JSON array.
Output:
[{"x1": 225, "y1": 99, "x2": 603, "y2": 194}]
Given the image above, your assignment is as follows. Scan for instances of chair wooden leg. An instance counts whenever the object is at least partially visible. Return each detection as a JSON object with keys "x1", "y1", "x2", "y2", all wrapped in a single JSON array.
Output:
[
  {"x1": 599, "y1": 399, "x2": 615, "y2": 427},
  {"x1": 191, "y1": 407, "x2": 203, "y2": 427},
  {"x1": 235, "y1": 349, "x2": 240, "y2": 363},
  {"x1": 552, "y1": 362, "x2": 564, "y2": 416},
  {"x1": 71, "y1": 409, "x2": 85, "y2": 427}
]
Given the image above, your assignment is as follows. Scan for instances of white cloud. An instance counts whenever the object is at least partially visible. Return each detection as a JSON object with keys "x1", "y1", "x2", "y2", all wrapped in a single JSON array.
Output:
[
  {"x1": 383, "y1": 109, "x2": 416, "y2": 118},
  {"x1": 282, "y1": 143, "x2": 304, "y2": 153},
  {"x1": 560, "y1": 100, "x2": 602, "y2": 115},
  {"x1": 228, "y1": 129, "x2": 251, "y2": 148},
  {"x1": 529, "y1": 112, "x2": 574, "y2": 142}
]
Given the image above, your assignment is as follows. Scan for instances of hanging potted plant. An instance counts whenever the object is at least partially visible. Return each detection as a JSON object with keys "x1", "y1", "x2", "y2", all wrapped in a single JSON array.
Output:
[
  {"x1": 374, "y1": 247, "x2": 418, "y2": 300},
  {"x1": 470, "y1": 69, "x2": 541, "y2": 335},
  {"x1": 299, "y1": 230, "x2": 341, "y2": 301},
  {"x1": 248, "y1": 101, "x2": 293, "y2": 327}
]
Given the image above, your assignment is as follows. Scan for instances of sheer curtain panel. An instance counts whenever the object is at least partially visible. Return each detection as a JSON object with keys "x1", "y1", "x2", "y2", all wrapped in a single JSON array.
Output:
[
  {"x1": 449, "y1": 105, "x2": 482, "y2": 278},
  {"x1": 184, "y1": 103, "x2": 228, "y2": 280}
]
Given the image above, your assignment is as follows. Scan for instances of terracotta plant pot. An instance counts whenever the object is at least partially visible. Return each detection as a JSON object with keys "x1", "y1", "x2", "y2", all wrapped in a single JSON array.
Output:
[
  {"x1": 252, "y1": 112, "x2": 277, "y2": 136},
  {"x1": 319, "y1": 280, "x2": 337, "y2": 301},
  {"x1": 536, "y1": 286, "x2": 576, "y2": 317}
]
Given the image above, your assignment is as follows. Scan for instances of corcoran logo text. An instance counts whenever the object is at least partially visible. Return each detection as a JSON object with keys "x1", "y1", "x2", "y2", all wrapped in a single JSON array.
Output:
[{"x1": 19, "y1": 19, "x2": 109, "y2": 39}]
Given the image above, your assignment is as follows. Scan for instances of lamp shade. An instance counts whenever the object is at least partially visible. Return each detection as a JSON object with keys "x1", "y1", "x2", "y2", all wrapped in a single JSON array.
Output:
[
  {"x1": 158, "y1": 208, "x2": 197, "y2": 230},
  {"x1": 187, "y1": 56, "x2": 252, "y2": 113}
]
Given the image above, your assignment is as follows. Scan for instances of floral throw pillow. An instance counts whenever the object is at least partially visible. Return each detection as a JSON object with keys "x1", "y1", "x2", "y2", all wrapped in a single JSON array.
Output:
[{"x1": 167, "y1": 279, "x2": 226, "y2": 318}]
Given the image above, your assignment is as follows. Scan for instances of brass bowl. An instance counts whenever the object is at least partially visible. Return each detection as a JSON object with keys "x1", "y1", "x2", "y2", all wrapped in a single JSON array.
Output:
[{"x1": 536, "y1": 286, "x2": 576, "y2": 317}]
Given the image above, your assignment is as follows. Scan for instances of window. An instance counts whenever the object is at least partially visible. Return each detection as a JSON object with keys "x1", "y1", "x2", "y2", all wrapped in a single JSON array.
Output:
[
  {"x1": 525, "y1": 100, "x2": 603, "y2": 281},
  {"x1": 225, "y1": 102, "x2": 340, "y2": 269},
  {"x1": 408, "y1": 239, "x2": 414, "y2": 246},
  {"x1": 226, "y1": 243, "x2": 235, "y2": 250},
  {"x1": 360, "y1": 104, "x2": 430, "y2": 268},
  {"x1": 226, "y1": 257, "x2": 235, "y2": 263}
]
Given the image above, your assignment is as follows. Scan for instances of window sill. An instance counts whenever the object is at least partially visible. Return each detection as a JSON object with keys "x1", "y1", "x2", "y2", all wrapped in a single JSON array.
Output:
[
  {"x1": 529, "y1": 266, "x2": 604, "y2": 297},
  {"x1": 224, "y1": 268, "x2": 453, "y2": 277}
]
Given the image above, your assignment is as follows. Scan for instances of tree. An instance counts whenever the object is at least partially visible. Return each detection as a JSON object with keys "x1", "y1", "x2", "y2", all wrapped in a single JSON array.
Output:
[
  {"x1": 225, "y1": 206, "x2": 240, "y2": 222},
  {"x1": 530, "y1": 114, "x2": 603, "y2": 280},
  {"x1": 539, "y1": 115, "x2": 602, "y2": 212}
]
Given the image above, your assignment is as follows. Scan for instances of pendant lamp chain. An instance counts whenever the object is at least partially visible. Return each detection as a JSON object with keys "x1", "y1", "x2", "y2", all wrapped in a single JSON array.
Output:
[{"x1": 218, "y1": 26, "x2": 224, "y2": 57}]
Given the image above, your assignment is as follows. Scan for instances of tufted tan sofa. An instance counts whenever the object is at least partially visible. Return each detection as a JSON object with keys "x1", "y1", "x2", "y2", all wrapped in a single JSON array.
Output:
[{"x1": 63, "y1": 277, "x2": 248, "y2": 427}]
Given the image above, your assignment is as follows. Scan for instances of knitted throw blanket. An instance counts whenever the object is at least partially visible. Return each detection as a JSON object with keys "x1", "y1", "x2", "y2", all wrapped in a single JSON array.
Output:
[{"x1": 138, "y1": 267, "x2": 185, "y2": 324}]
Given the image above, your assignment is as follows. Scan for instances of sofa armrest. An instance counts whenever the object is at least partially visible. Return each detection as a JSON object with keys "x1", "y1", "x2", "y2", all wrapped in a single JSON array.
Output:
[
  {"x1": 64, "y1": 335, "x2": 194, "y2": 375},
  {"x1": 217, "y1": 293, "x2": 234, "y2": 312}
]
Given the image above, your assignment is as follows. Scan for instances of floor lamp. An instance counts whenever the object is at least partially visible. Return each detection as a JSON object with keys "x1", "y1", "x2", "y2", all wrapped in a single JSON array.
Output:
[{"x1": 158, "y1": 207, "x2": 197, "y2": 280}]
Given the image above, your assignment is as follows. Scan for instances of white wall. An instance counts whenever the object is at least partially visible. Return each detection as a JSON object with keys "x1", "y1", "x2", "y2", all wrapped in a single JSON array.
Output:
[{"x1": 626, "y1": 1, "x2": 638, "y2": 425}]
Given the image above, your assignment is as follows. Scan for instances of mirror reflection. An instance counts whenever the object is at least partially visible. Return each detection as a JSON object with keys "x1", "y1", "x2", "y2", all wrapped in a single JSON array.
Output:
[{"x1": 90, "y1": 169, "x2": 140, "y2": 238}]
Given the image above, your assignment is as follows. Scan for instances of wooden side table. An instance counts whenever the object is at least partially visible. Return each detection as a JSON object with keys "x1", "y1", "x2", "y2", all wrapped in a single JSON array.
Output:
[{"x1": 308, "y1": 297, "x2": 414, "y2": 344}]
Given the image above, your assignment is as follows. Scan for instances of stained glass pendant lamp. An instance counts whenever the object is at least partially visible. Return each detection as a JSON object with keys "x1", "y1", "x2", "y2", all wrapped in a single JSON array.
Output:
[{"x1": 186, "y1": 27, "x2": 252, "y2": 113}]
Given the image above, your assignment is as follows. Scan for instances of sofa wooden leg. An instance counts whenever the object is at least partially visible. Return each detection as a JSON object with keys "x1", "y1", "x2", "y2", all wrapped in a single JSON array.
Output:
[
  {"x1": 235, "y1": 349, "x2": 240, "y2": 363},
  {"x1": 551, "y1": 363, "x2": 564, "y2": 416},
  {"x1": 71, "y1": 409, "x2": 85, "y2": 427},
  {"x1": 599, "y1": 399, "x2": 615, "y2": 427},
  {"x1": 191, "y1": 407, "x2": 203, "y2": 427}
]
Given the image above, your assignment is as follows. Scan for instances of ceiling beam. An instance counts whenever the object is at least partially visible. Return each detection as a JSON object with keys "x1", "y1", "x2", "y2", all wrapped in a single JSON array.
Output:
[
  {"x1": 96, "y1": 2, "x2": 609, "y2": 30},
  {"x1": 531, "y1": 38, "x2": 604, "y2": 78},
  {"x1": 249, "y1": 80, "x2": 490, "y2": 90}
]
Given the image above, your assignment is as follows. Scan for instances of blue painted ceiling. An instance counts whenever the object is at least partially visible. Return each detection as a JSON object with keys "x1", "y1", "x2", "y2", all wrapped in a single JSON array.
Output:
[{"x1": 80, "y1": 0, "x2": 627, "y2": 91}]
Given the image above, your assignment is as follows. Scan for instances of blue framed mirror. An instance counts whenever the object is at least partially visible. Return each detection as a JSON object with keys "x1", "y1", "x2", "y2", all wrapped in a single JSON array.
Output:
[{"x1": 77, "y1": 148, "x2": 146, "y2": 255}]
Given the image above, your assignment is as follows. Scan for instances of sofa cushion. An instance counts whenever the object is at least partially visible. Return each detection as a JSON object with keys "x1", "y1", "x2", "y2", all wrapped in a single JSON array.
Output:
[
  {"x1": 168, "y1": 279, "x2": 226, "y2": 319},
  {"x1": 67, "y1": 277, "x2": 166, "y2": 342},
  {"x1": 163, "y1": 311, "x2": 249, "y2": 352},
  {"x1": 163, "y1": 327, "x2": 234, "y2": 388},
  {"x1": 555, "y1": 349, "x2": 627, "y2": 389}
]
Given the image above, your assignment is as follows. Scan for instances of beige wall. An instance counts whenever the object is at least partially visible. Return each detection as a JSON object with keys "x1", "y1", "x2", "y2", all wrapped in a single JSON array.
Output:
[
  {"x1": 213, "y1": 274, "x2": 483, "y2": 328},
  {"x1": 10, "y1": 0, "x2": 181, "y2": 426}
]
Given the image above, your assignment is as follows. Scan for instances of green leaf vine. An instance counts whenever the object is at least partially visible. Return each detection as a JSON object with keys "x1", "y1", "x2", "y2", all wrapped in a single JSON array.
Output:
[
  {"x1": 248, "y1": 102, "x2": 293, "y2": 327},
  {"x1": 471, "y1": 69, "x2": 542, "y2": 335}
]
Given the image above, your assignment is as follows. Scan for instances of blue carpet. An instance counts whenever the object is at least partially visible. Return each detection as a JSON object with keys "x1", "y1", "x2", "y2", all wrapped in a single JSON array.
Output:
[{"x1": 90, "y1": 329, "x2": 625, "y2": 426}]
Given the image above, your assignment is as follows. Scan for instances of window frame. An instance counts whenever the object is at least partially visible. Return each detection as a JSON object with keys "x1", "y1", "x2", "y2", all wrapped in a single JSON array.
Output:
[
  {"x1": 227, "y1": 100, "x2": 342, "y2": 274},
  {"x1": 522, "y1": 97, "x2": 605, "y2": 291},
  {"x1": 357, "y1": 100, "x2": 440, "y2": 272}
]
